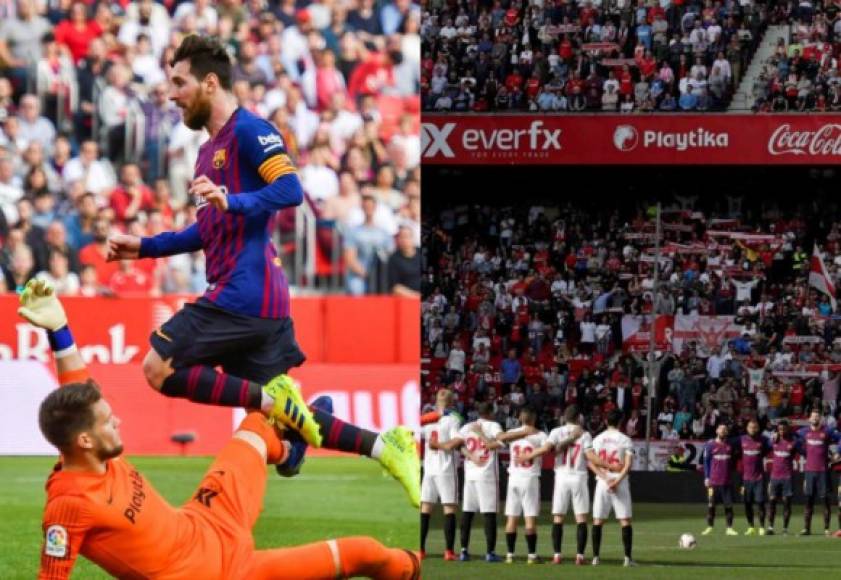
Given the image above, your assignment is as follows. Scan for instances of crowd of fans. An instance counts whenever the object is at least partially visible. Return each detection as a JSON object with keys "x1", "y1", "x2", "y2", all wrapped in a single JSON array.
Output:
[
  {"x1": 423, "y1": 0, "x2": 841, "y2": 113},
  {"x1": 0, "y1": 0, "x2": 421, "y2": 299},
  {"x1": 751, "y1": 13, "x2": 841, "y2": 111},
  {"x1": 421, "y1": 191, "x2": 841, "y2": 443}
]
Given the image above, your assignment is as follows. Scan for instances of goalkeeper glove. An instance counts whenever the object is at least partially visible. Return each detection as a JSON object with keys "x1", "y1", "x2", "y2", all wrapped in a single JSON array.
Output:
[{"x1": 17, "y1": 279, "x2": 68, "y2": 332}]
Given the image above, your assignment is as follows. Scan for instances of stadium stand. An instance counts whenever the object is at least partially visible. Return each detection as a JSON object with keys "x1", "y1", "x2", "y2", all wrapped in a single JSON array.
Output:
[
  {"x1": 0, "y1": 0, "x2": 421, "y2": 298},
  {"x1": 421, "y1": 186, "x2": 841, "y2": 443},
  {"x1": 422, "y1": 0, "x2": 841, "y2": 112}
]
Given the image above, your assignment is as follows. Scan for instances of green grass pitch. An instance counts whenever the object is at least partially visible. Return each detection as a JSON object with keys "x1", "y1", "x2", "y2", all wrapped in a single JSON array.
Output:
[
  {"x1": 422, "y1": 502, "x2": 841, "y2": 579},
  {"x1": 0, "y1": 456, "x2": 417, "y2": 579}
]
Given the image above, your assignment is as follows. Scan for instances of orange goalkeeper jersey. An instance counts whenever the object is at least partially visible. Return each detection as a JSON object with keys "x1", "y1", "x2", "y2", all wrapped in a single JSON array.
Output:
[{"x1": 38, "y1": 457, "x2": 236, "y2": 579}]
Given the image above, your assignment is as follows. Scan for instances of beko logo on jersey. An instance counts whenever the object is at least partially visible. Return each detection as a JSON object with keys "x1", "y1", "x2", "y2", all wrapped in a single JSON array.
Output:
[
  {"x1": 422, "y1": 121, "x2": 561, "y2": 159},
  {"x1": 258, "y1": 134, "x2": 285, "y2": 152}
]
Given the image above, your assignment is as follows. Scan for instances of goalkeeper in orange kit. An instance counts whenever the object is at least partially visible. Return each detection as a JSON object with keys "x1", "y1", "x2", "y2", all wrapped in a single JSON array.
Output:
[{"x1": 18, "y1": 280, "x2": 418, "y2": 580}]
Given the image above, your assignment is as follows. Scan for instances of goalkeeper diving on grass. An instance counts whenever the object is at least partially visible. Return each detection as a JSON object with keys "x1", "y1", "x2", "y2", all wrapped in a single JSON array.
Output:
[
  {"x1": 103, "y1": 34, "x2": 418, "y2": 506},
  {"x1": 19, "y1": 279, "x2": 420, "y2": 580}
]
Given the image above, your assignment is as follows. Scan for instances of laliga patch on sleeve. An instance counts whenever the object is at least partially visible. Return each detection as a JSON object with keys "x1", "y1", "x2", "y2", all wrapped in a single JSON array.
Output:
[{"x1": 45, "y1": 524, "x2": 68, "y2": 558}]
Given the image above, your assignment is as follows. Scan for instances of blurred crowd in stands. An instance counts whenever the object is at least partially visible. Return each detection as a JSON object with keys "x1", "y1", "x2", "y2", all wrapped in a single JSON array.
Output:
[{"x1": 0, "y1": 0, "x2": 421, "y2": 298}]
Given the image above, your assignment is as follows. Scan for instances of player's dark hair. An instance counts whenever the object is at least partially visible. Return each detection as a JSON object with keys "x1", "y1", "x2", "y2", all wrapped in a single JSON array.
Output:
[
  {"x1": 38, "y1": 380, "x2": 102, "y2": 451},
  {"x1": 477, "y1": 401, "x2": 494, "y2": 417},
  {"x1": 778, "y1": 419, "x2": 789, "y2": 427},
  {"x1": 563, "y1": 404, "x2": 580, "y2": 424},
  {"x1": 519, "y1": 406, "x2": 537, "y2": 424},
  {"x1": 170, "y1": 35, "x2": 232, "y2": 90},
  {"x1": 606, "y1": 409, "x2": 623, "y2": 428}
]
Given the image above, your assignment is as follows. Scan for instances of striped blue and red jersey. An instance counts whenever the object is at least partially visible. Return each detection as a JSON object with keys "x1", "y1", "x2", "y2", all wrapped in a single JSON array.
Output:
[{"x1": 139, "y1": 107, "x2": 303, "y2": 319}]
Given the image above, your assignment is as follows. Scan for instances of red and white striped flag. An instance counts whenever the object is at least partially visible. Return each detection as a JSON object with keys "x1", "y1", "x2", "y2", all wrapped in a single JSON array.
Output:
[{"x1": 809, "y1": 244, "x2": 837, "y2": 311}]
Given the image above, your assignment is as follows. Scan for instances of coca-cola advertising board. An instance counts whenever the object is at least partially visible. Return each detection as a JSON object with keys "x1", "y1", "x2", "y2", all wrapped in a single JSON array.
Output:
[{"x1": 422, "y1": 115, "x2": 841, "y2": 165}]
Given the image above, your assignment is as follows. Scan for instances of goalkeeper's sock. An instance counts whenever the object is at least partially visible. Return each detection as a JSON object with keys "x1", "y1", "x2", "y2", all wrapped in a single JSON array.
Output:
[
  {"x1": 247, "y1": 536, "x2": 418, "y2": 579},
  {"x1": 161, "y1": 366, "x2": 263, "y2": 408},
  {"x1": 311, "y1": 408, "x2": 381, "y2": 458},
  {"x1": 237, "y1": 412, "x2": 288, "y2": 464}
]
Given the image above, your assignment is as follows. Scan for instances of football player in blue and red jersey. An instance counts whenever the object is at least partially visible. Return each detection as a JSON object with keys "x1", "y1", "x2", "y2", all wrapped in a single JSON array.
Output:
[{"x1": 106, "y1": 35, "x2": 418, "y2": 506}]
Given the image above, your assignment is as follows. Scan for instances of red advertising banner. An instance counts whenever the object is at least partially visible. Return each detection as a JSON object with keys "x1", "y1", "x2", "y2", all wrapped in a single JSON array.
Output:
[
  {"x1": 0, "y1": 295, "x2": 419, "y2": 365},
  {"x1": 422, "y1": 114, "x2": 841, "y2": 165},
  {"x1": 0, "y1": 361, "x2": 419, "y2": 455}
]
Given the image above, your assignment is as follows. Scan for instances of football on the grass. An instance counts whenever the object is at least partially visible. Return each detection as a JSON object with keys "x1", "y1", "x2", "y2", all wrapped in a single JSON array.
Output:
[{"x1": 679, "y1": 533, "x2": 697, "y2": 549}]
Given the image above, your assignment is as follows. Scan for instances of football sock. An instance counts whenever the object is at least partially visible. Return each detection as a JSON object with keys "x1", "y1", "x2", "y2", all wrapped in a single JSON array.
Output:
[
  {"x1": 621, "y1": 525, "x2": 633, "y2": 559},
  {"x1": 837, "y1": 505, "x2": 841, "y2": 530},
  {"x1": 525, "y1": 532, "x2": 537, "y2": 555},
  {"x1": 420, "y1": 513, "x2": 430, "y2": 552},
  {"x1": 576, "y1": 522, "x2": 588, "y2": 555},
  {"x1": 236, "y1": 412, "x2": 286, "y2": 464},
  {"x1": 758, "y1": 502, "x2": 766, "y2": 528},
  {"x1": 707, "y1": 505, "x2": 715, "y2": 527},
  {"x1": 744, "y1": 501, "x2": 754, "y2": 527},
  {"x1": 311, "y1": 409, "x2": 380, "y2": 458},
  {"x1": 506, "y1": 531, "x2": 516, "y2": 554},
  {"x1": 805, "y1": 497, "x2": 814, "y2": 531},
  {"x1": 783, "y1": 498, "x2": 792, "y2": 529},
  {"x1": 444, "y1": 513, "x2": 456, "y2": 551},
  {"x1": 484, "y1": 513, "x2": 497, "y2": 553},
  {"x1": 768, "y1": 500, "x2": 776, "y2": 528},
  {"x1": 460, "y1": 512, "x2": 474, "y2": 551},
  {"x1": 161, "y1": 366, "x2": 262, "y2": 408},
  {"x1": 725, "y1": 506, "x2": 734, "y2": 527},
  {"x1": 552, "y1": 522, "x2": 563, "y2": 554},
  {"x1": 248, "y1": 537, "x2": 417, "y2": 580},
  {"x1": 823, "y1": 497, "x2": 831, "y2": 530},
  {"x1": 592, "y1": 524, "x2": 603, "y2": 557}
]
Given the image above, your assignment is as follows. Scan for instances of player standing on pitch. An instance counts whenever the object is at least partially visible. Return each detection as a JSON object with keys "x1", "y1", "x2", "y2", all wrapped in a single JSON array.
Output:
[
  {"x1": 795, "y1": 410, "x2": 841, "y2": 535},
  {"x1": 737, "y1": 419, "x2": 771, "y2": 535},
  {"x1": 500, "y1": 407, "x2": 547, "y2": 564},
  {"x1": 106, "y1": 35, "x2": 418, "y2": 506},
  {"x1": 420, "y1": 389, "x2": 462, "y2": 561},
  {"x1": 456, "y1": 401, "x2": 503, "y2": 563},
  {"x1": 590, "y1": 410, "x2": 635, "y2": 567},
  {"x1": 702, "y1": 423, "x2": 738, "y2": 536},
  {"x1": 767, "y1": 419, "x2": 797, "y2": 535}
]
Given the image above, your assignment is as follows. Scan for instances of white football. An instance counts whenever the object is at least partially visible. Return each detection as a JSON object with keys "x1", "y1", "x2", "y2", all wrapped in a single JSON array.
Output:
[{"x1": 679, "y1": 533, "x2": 697, "y2": 549}]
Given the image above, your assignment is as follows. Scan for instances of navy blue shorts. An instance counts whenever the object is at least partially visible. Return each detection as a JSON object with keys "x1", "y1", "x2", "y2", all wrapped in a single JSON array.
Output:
[
  {"x1": 742, "y1": 480, "x2": 766, "y2": 504},
  {"x1": 768, "y1": 478, "x2": 793, "y2": 499},
  {"x1": 708, "y1": 485, "x2": 733, "y2": 507},
  {"x1": 803, "y1": 472, "x2": 830, "y2": 500},
  {"x1": 150, "y1": 299, "x2": 306, "y2": 383}
]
